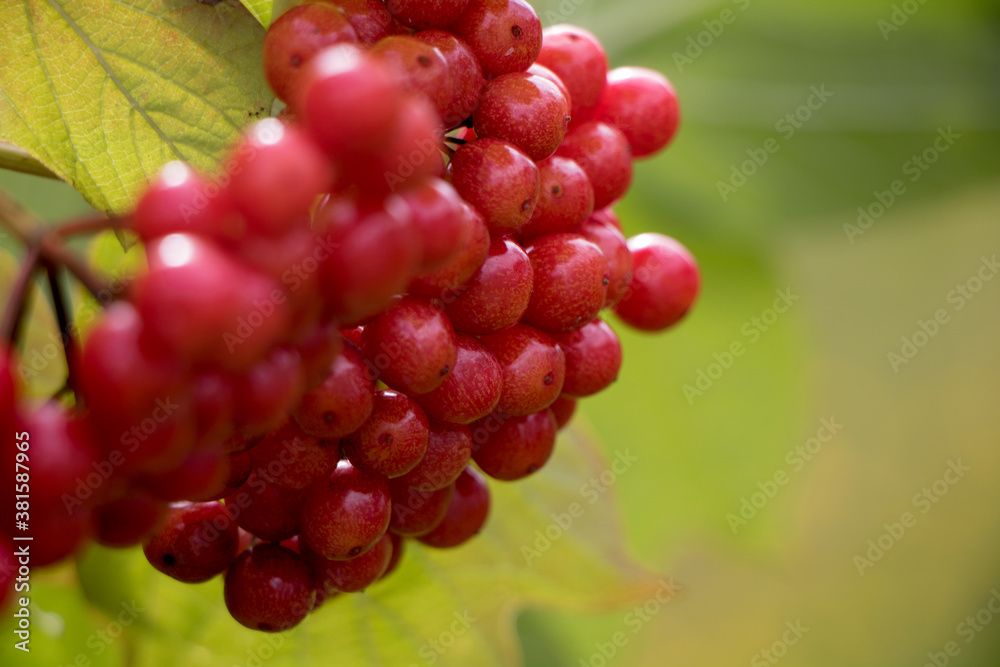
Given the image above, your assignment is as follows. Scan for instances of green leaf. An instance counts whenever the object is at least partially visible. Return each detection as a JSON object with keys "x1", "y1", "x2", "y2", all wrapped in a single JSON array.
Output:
[
  {"x1": 0, "y1": 0, "x2": 273, "y2": 215},
  {"x1": 4, "y1": 425, "x2": 662, "y2": 667},
  {"x1": 237, "y1": 0, "x2": 299, "y2": 27}
]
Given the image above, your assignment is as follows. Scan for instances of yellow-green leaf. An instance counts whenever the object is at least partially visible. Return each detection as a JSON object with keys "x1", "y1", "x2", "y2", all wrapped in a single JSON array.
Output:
[{"x1": 0, "y1": 0, "x2": 273, "y2": 215}]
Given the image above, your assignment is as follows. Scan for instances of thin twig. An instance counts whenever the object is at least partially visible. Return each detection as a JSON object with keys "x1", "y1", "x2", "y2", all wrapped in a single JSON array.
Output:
[
  {"x1": 0, "y1": 244, "x2": 42, "y2": 345},
  {"x1": 44, "y1": 262, "x2": 77, "y2": 397}
]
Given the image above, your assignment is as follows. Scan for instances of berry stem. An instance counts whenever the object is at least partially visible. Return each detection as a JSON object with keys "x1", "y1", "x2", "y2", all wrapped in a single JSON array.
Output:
[
  {"x1": 0, "y1": 242, "x2": 41, "y2": 346},
  {"x1": 44, "y1": 261, "x2": 79, "y2": 397},
  {"x1": 55, "y1": 214, "x2": 127, "y2": 239},
  {"x1": 0, "y1": 185, "x2": 113, "y2": 299}
]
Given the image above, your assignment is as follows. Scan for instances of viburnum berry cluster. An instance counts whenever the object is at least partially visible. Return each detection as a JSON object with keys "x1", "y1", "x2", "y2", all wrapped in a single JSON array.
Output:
[{"x1": 0, "y1": 0, "x2": 700, "y2": 632}]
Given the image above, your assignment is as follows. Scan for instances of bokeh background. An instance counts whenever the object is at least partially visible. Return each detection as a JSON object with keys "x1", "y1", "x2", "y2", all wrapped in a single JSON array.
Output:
[{"x1": 1, "y1": 0, "x2": 999, "y2": 665}]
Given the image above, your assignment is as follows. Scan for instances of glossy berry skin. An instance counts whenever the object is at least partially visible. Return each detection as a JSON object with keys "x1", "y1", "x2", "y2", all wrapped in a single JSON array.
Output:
[
  {"x1": 523, "y1": 233, "x2": 608, "y2": 333},
  {"x1": 388, "y1": 479, "x2": 455, "y2": 537},
  {"x1": 324, "y1": 0, "x2": 394, "y2": 45},
  {"x1": 518, "y1": 155, "x2": 594, "y2": 242},
  {"x1": 614, "y1": 233, "x2": 700, "y2": 331},
  {"x1": 395, "y1": 422, "x2": 473, "y2": 491},
  {"x1": 370, "y1": 36, "x2": 454, "y2": 123},
  {"x1": 556, "y1": 121, "x2": 633, "y2": 210},
  {"x1": 472, "y1": 409, "x2": 556, "y2": 481},
  {"x1": 234, "y1": 346, "x2": 305, "y2": 435},
  {"x1": 409, "y1": 202, "x2": 490, "y2": 298},
  {"x1": 414, "y1": 30, "x2": 485, "y2": 127},
  {"x1": 139, "y1": 447, "x2": 232, "y2": 502},
  {"x1": 142, "y1": 501, "x2": 239, "y2": 583},
  {"x1": 227, "y1": 473, "x2": 305, "y2": 542},
  {"x1": 578, "y1": 213, "x2": 633, "y2": 308},
  {"x1": 443, "y1": 237, "x2": 533, "y2": 335},
  {"x1": 552, "y1": 319, "x2": 622, "y2": 397},
  {"x1": 536, "y1": 25, "x2": 609, "y2": 124},
  {"x1": 415, "y1": 334, "x2": 502, "y2": 425},
  {"x1": 224, "y1": 543, "x2": 315, "y2": 632},
  {"x1": 527, "y1": 63, "x2": 572, "y2": 107},
  {"x1": 387, "y1": 0, "x2": 469, "y2": 30},
  {"x1": 548, "y1": 396, "x2": 577, "y2": 430},
  {"x1": 418, "y1": 467, "x2": 490, "y2": 548},
  {"x1": 301, "y1": 460, "x2": 391, "y2": 560},
  {"x1": 480, "y1": 324, "x2": 565, "y2": 416},
  {"x1": 381, "y1": 533, "x2": 405, "y2": 580},
  {"x1": 474, "y1": 73, "x2": 570, "y2": 161},
  {"x1": 224, "y1": 120, "x2": 332, "y2": 238},
  {"x1": 399, "y1": 178, "x2": 466, "y2": 272},
  {"x1": 592, "y1": 67, "x2": 680, "y2": 159},
  {"x1": 263, "y1": 3, "x2": 358, "y2": 103},
  {"x1": 132, "y1": 161, "x2": 237, "y2": 242},
  {"x1": 303, "y1": 532, "x2": 392, "y2": 596},
  {"x1": 452, "y1": 0, "x2": 542, "y2": 77},
  {"x1": 298, "y1": 44, "x2": 404, "y2": 158},
  {"x1": 248, "y1": 420, "x2": 339, "y2": 490},
  {"x1": 341, "y1": 390, "x2": 430, "y2": 478},
  {"x1": 293, "y1": 344, "x2": 375, "y2": 438},
  {"x1": 449, "y1": 138, "x2": 540, "y2": 234},
  {"x1": 361, "y1": 296, "x2": 458, "y2": 395},
  {"x1": 21, "y1": 402, "x2": 104, "y2": 513}
]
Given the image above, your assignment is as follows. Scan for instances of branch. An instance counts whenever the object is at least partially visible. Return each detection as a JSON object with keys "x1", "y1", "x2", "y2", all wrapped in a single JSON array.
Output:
[
  {"x1": 0, "y1": 244, "x2": 41, "y2": 345},
  {"x1": 0, "y1": 186, "x2": 112, "y2": 298},
  {"x1": 0, "y1": 140, "x2": 59, "y2": 180}
]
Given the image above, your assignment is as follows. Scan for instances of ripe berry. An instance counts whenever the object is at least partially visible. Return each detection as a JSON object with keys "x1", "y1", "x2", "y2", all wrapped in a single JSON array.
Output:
[
  {"x1": 552, "y1": 319, "x2": 622, "y2": 397},
  {"x1": 548, "y1": 396, "x2": 577, "y2": 430},
  {"x1": 414, "y1": 30, "x2": 485, "y2": 127},
  {"x1": 471, "y1": 409, "x2": 556, "y2": 480},
  {"x1": 443, "y1": 237, "x2": 533, "y2": 334},
  {"x1": 142, "y1": 501, "x2": 239, "y2": 583},
  {"x1": 132, "y1": 161, "x2": 238, "y2": 242},
  {"x1": 592, "y1": 67, "x2": 680, "y2": 158},
  {"x1": 523, "y1": 233, "x2": 607, "y2": 333},
  {"x1": 578, "y1": 212, "x2": 633, "y2": 309},
  {"x1": 301, "y1": 460, "x2": 391, "y2": 560},
  {"x1": 614, "y1": 233, "x2": 700, "y2": 331},
  {"x1": 536, "y1": 25, "x2": 609, "y2": 123},
  {"x1": 361, "y1": 296, "x2": 458, "y2": 395},
  {"x1": 394, "y1": 422, "x2": 473, "y2": 491},
  {"x1": 303, "y1": 532, "x2": 392, "y2": 597},
  {"x1": 91, "y1": 489, "x2": 167, "y2": 548},
  {"x1": 293, "y1": 343, "x2": 375, "y2": 438},
  {"x1": 409, "y1": 202, "x2": 490, "y2": 298},
  {"x1": 474, "y1": 72, "x2": 570, "y2": 161},
  {"x1": 556, "y1": 121, "x2": 633, "y2": 210},
  {"x1": 418, "y1": 467, "x2": 490, "y2": 548},
  {"x1": 324, "y1": 0, "x2": 394, "y2": 46},
  {"x1": 415, "y1": 334, "x2": 502, "y2": 424},
  {"x1": 398, "y1": 178, "x2": 467, "y2": 273},
  {"x1": 248, "y1": 420, "x2": 339, "y2": 490},
  {"x1": 263, "y1": 3, "x2": 358, "y2": 103},
  {"x1": 452, "y1": 0, "x2": 542, "y2": 77},
  {"x1": 234, "y1": 346, "x2": 305, "y2": 435},
  {"x1": 386, "y1": 0, "x2": 470, "y2": 30},
  {"x1": 518, "y1": 155, "x2": 595, "y2": 241},
  {"x1": 480, "y1": 324, "x2": 565, "y2": 416},
  {"x1": 388, "y1": 479, "x2": 455, "y2": 537},
  {"x1": 138, "y1": 446, "x2": 232, "y2": 502},
  {"x1": 227, "y1": 473, "x2": 305, "y2": 542},
  {"x1": 370, "y1": 36, "x2": 454, "y2": 123},
  {"x1": 448, "y1": 138, "x2": 540, "y2": 234},
  {"x1": 224, "y1": 543, "x2": 315, "y2": 632},
  {"x1": 341, "y1": 389, "x2": 430, "y2": 478}
]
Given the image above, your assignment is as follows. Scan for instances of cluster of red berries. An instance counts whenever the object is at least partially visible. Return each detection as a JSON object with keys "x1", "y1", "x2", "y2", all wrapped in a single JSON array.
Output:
[{"x1": 0, "y1": 0, "x2": 700, "y2": 632}]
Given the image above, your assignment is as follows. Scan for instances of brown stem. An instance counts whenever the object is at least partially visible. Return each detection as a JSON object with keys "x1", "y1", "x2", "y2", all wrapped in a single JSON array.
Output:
[
  {"x1": 0, "y1": 243, "x2": 41, "y2": 345},
  {"x1": 55, "y1": 214, "x2": 128, "y2": 239},
  {"x1": 0, "y1": 186, "x2": 113, "y2": 298},
  {"x1": 44, "y1": 262, "x2": 77, "y2": 397}
]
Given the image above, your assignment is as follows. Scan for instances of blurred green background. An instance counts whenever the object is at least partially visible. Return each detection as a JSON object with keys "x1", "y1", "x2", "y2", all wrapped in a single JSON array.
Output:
[{"x1": 2, "y1": 0, "x2": 999, "y2": 665}]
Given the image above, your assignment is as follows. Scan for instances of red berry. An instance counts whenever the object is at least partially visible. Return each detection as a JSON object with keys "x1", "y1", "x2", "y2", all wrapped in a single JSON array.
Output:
[
  {"x1": 263, "y1": 3, "x2": 358, "y2": 103},
  {"x1": 443, "y1": 237, "x2": 533, "y2": 334},
  {"x1": 552, "y1": 319, "x2": 622, "y2": 397},
  {"x1": 341, "y1": 390, "x2": 430, "y2": 478},
  {"x1": 474, "y1": 72, "x2": 570, "y2": 161},
  {"x1": 132, "y1": 161, "x2": 239, "y2": 242},
  {"x1": 227, "y1": 473, "x2": 306, "y2": 542},
  {"x1": 234, "y1": 346, "x2": 305, "y2": 435},
  {"x1": 224, "y1": 543, "x2": 315, "y2": 632},
  {"x1": 138, "y1": 446, "x2": 232, "y2": 502},
  {"x1": 480, "y1": 324, "x2": 565, "y2": 416},
  {"x1": 592, "y1": 67, "x2": 680, "y2": 158},
  {"x1": 418, "y1": 467, "x2": 489, "y2": 548},
  {"x1": 615, "y1": 233, "x2": 700, "y2": 331},
  {"x1": 142, "y1": 501, "x2": 239, "y2": 583},
  {"x1": 471, "y1": 409, "x2": 556, "y2": 480},
  {"x1": 388, "y1": 479, "x2": 454, "y2": 537},
  {"x1": 449, "y1": 138, "x2": 540, "y2": 234},
  {"x1": 414, "y1": 30, "x2": 485, "y2": 127},
  {"x1": 409, "y1": 202, "x2": 490, "y2": 298},
  {"x1": 523, "y1": 233, "x2": 607, "y2": 333},
  {"x1": 322, "y1": 0, "x2": 394, "y2": 45},
  {"x1": 536, "y1": 25, "x2": 608, "y2": 124},
  {"x1": 517, "y1": 155, "x2": 594, "y2": 241},
  {"x1": 415, "y1": 334, "x2": 502, "y2": 425},
  {"x1": 91, "y1": 489, "x2": 167, "y2": 548},
  {"x1": 386, "y1": 0, "x2": 470, "y2": 30},
  {"x1": 578, "y1": 212, "x2": 634, "y2": 309},
  {"x1": 399, "y1": 178, "x2": 467, "y2": 272},
  {"x1": 548, "y1": 396, "x2": 577, "y2": 430},
  {"x1": 452, "y1": 0, "x2": 542, "y2": 77},
  {"x1": 394, "y1": 422, "x2": 473, "y2": 491},
  {"x1": 293, "y1": 343, "x2": 375, "y2": 438},
  {"x1": 370, "y1": 36, "x2": 454, "y2": 123},
  {"x1": 556, "y1": 121, "x2": 633, "y2": 210},
  {"x1": 249, "y1": 420, "x2": 339, "y2": 490},
  {"x1": 303, "y1": 532, "x2": 392, "y2": 597},
  {"x1": 301, "y1": 460, "x2": 391, "y2": 560}
]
